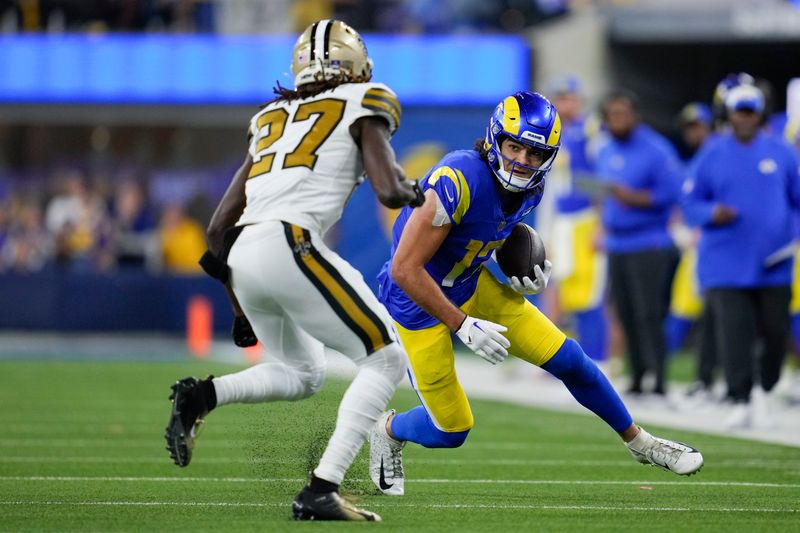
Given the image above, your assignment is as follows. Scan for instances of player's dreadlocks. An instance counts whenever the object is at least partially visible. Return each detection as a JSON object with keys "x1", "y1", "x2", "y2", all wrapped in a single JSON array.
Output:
[{"x1": 266, "y1": 71, "x2": 371, "y2": 106}]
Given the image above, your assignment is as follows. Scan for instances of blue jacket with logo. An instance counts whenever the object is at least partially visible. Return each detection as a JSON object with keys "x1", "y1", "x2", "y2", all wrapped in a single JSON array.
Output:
[
  {"x1": 682, "y1": 131, "x2": 800, "y2": 289},
  {"x1": 595, "y1": 125, "x2": 682, "y2": 253}
]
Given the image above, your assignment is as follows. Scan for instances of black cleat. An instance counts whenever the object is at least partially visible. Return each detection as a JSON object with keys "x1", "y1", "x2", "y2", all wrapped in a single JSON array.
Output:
[
  {"x1": 291, "y1": 486, "x2": 381, "y2": 522},
  {"x1": 164, "y1": 376, "x2": 212, "y2": 467}
]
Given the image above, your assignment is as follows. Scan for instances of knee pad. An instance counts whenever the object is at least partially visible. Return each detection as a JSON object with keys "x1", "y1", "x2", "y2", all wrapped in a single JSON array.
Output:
[{"x1": 359, "y1": 341, "x2": 407, "y2": 385}]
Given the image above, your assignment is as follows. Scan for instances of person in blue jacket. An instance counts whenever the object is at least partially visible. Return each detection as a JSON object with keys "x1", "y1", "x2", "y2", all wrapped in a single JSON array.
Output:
[
  {"x1": 683, "y1": 84, "x2": 800, "y2": 428},
  {"x1": 595, "y1": 89, "x2": 682, "y2": 396}
]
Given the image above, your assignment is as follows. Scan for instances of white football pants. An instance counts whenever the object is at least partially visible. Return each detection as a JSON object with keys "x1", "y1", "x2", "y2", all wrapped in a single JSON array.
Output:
[{"x1": 215, "y1": 220, "x2": 407, "y2": 485}]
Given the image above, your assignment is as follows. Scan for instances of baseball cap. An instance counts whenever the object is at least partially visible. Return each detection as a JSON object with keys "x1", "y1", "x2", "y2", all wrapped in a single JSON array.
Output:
[
  {"x1": 725, "y1": 84, "x2": 765, "y2": 113},
  {"x1": 677, "y1": 102, "x2": 712, "y2": 126}
]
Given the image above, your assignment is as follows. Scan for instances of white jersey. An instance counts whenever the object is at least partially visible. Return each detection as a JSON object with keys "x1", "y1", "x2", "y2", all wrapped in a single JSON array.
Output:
[{"x1": 238, "y1": 82, "x2": 401, "y2": 235}]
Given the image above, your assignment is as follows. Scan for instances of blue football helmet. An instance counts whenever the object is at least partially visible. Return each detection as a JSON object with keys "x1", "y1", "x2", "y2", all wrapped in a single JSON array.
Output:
[{"x1": 485, "y1": 91, "x2": 561, "y2": 192}]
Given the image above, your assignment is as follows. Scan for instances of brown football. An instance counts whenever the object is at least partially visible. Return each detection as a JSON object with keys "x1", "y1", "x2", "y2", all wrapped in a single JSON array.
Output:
[{"x1": 495, "y1": 223, "x2": 546, "y2": 279}]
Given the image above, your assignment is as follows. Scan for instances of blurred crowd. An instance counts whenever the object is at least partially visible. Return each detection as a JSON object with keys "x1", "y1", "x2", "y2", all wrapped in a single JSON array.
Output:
[
  {"x1": 0, "y1": 167, "x2": 215, "y2": 275},
  {"x1": 0, "y1": 0, "x2": 567, "y2": 34}
]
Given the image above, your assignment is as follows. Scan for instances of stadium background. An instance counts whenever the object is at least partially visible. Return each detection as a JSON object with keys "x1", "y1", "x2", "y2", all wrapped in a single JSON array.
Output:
[{"x1": 0, "y1": 0, "x2": 799, "y2": 346}]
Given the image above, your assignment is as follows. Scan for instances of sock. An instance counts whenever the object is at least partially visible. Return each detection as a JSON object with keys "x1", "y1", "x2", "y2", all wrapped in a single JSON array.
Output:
[
  {"x1": 308, "y1": 474, "x2": 339, "y2": 494},
  {"x1": 542, "y1": 338, "x2": 633, "y2": 432},
  {"x1": 390, "y1": 405, "x2": 470, "y2": 448},
  {"x1": 212, "y1": 361, "x2": 321, "y2": 406},
  {"x1": 313, "y1": 368, "x2": 397, "y2": 485},
  {"x1": 200, "y1": 375, "x2": 217, "y2": 411}
]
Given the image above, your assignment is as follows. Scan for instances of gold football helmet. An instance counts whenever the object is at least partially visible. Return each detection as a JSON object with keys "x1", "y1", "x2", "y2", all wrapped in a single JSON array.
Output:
[{"x1": 292, "y1": 19, "x2": 373, "y2": 87}]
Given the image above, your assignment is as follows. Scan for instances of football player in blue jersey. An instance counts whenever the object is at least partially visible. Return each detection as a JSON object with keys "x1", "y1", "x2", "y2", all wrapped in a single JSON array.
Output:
[{"x1": 369, "y1": 91, "x2": 704, "y2": 496}]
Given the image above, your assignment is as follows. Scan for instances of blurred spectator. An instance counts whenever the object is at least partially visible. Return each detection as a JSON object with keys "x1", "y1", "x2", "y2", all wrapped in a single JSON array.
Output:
[
  {"x1": 44, "y1": 169, "x2": 112, "y2": 271},
  {"x1": 663, "y1": 102, "x2": 712, "y2": 364},
  {"x1": 1, "y1": 195, "x2": 51, "y2": 272},
  {"x1": 3, "y1": 0, "x2": 216, "y2": 32},
  {"x1": 596, "y1": 89, "x2": 682, "y2": 397},
  {"x1": 158, "y1": 203, "x2": 205, "y2": 274},
  {"x1": 675, "y1": 102, "x2": 713, "y2": 162},
  {"x1": 541, "y1": 74, "x2": 609, "y2": 362},
  {"x1": 110, "y1": 179, "x2": 159, "y2": 270},
  {"x1": 683, "y1": 84, "x2": 800, "y2": 429}
]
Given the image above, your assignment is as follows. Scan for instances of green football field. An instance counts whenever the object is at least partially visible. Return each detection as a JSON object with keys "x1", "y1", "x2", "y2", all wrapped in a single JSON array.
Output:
[{"x1": 1, "y1": 360, "x2": 798, "y2": 532}]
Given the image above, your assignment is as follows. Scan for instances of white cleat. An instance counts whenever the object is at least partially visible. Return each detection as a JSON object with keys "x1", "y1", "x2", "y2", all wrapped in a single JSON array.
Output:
[
  {"x1": 369, "y1": 410, "x2": 406, "y2": 496},
  {"x1": 625, "y1": 426, "x2": 704, "y2": 476}
]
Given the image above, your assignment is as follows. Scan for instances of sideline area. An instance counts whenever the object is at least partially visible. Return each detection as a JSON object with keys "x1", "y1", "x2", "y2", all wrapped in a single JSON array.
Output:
[{"x1": 2, "y1": 332, "x2": 797, "y2": 448}]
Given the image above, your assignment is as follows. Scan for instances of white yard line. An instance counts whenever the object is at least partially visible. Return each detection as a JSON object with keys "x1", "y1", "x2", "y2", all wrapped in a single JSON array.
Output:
[
  {"x1": 0, "y1": 500, "x2": 795, "y2": 513},
  {"x1": 1, "y1": 475, "x2": 798, "y2": 489}
]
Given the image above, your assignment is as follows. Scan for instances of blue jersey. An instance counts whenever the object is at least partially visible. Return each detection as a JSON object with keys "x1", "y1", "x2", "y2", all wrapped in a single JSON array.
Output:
[
  {"x1": 683, "y1": 131, "x2": 800, "y2": 289},
  {"x1": 377, "y1": 150, "x2": 544, "y2": 329}
]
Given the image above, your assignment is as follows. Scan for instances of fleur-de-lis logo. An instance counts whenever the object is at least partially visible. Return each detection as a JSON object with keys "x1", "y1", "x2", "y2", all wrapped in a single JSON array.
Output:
[{"x1": 294, "y1": 240, "x2": 312, "y2": 257}]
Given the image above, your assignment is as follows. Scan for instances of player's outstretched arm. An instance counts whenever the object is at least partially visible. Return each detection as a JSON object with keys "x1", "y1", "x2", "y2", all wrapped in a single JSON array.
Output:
[{"x1": 351, "y1": 117, "x2": 424, "y2": 208}]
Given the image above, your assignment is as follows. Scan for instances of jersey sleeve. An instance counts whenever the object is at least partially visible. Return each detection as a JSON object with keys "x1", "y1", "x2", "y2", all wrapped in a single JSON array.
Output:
[
  {"x1": 358, "y1": 82, "x2": 402, "y2": 134},
  {"x1": 421, "y1": 162, "x2": 472, "y2": 225}
]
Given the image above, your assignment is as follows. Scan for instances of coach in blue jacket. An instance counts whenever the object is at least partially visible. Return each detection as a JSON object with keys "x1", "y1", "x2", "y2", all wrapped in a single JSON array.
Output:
[
  {"x1": 596, "y1": 89, "x2": 682, "y2": 396},
  {"x1": 683, "y1": 84, "x2": 800, "y2": 428}
]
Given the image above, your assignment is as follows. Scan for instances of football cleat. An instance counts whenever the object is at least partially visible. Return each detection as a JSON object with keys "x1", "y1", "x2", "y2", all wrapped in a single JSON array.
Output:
[
  {"x1": 625, "y1": 426, "x2": 704, "y2": 476},
  {"x1": 292, "y1": 486, "x2": 381, "y2": 521},
  {"x1": 164, "y1": 376, "x2": 212, "y2": 467},
  {"x1": 369, "y1": 410, "x2": 406, "y2": 496}
]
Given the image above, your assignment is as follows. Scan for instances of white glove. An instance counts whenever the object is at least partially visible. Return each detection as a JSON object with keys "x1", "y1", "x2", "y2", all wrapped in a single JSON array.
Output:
[
  {"x1": 508, "y1": 260, "x2": 552, "y2": 295},
  {"x1": 455, "y1": 315, "x2": 511, "y2": 364}
]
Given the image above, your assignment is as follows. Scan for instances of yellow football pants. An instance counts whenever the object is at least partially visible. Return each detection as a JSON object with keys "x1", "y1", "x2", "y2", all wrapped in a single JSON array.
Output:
[{"x1": 395, "y1": 268, "x2": 567, "y2": 432}]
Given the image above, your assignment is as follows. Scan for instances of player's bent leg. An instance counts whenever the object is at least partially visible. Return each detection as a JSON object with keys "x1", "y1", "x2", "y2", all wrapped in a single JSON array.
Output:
[
  {"x1": 541, "y1": 338, "x2": 633, "y2": 432},
  {"x1": 164, "y1": 376, "x2": 216, "y2": 467},
  {"x1": 542, "y1": 340, "x2": 703, "y2": 475},
  {"x1": 390, "y1": 405, "x2": 470, "y2": 448},
  {"x1": 212, "y1": 311, "x2": 327, "y2": 405},
  {"x1": 625, "y1": 426, "x2": 704, "y2": 476},
  {"x1": 315, "y1": 342, "x2": 405, "y2": 488},
  {"x1": 369, "y1": 322, "x2": 472, "y2": 495}
]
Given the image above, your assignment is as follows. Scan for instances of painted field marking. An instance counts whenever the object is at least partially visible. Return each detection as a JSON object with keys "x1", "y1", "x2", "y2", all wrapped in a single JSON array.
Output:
[
  {"x1": 1, "y1": 476, "x2": 798, "y2": 489},
  {"x1": 0, "y1": 500, "x2": 796, "y2": 513}
]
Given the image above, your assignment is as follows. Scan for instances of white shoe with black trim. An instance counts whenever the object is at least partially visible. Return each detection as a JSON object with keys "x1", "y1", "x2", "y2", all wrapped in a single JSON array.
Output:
[
  {"x1": 369, "y1": 410, "x2": 406, "y2": 496},
  {"x1": 625, "y1": 426, "x2": 704, "y2": 476}
]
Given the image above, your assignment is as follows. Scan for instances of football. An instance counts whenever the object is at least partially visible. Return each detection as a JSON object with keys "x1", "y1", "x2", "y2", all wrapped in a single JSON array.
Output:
[{"x1": 495, "y1": 223, "x2": 546, "y2": 280}]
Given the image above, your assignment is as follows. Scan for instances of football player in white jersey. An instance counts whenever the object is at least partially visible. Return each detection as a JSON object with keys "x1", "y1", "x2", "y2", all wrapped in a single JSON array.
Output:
[{"x1": 164, "y1": 19, "x2": 424, "y2": 522}]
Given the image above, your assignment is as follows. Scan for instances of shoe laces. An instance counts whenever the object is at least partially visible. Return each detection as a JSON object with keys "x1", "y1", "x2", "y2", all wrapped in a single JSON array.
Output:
[
  {"x1": 388, "y1": 439, "x2": 404, "y2": 477},
  {"x1": 648, "y1": 437, "x2": 689, "y2": 465}
]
